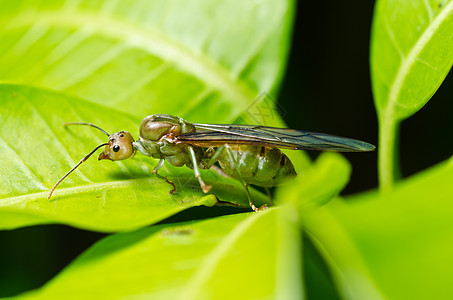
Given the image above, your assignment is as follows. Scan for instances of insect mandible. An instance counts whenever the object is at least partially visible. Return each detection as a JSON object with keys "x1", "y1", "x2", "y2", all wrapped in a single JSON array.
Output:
[{"x1": 48, "y1": 114, "x2": 375, "y2": 211}]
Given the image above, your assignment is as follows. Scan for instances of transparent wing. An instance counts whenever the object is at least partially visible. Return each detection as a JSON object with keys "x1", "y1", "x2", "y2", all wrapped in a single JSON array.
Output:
[{"x1": 176, "y1": 123, "x2": 375, "y2": 152}]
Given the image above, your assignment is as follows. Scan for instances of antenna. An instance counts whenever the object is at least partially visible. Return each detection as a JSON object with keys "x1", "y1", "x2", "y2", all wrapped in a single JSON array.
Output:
[
  {"x1": 48, "y1": 143, "x2": 108, "y2": 199},
  {"x1": 64, "y1": 122, "x2": 110, "y2": 137}
]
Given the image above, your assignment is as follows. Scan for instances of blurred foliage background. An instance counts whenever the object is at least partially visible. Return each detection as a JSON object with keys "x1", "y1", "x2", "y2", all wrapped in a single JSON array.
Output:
[
  {"x1": 279, "y1": 0, "x2": 452, "y2": 194},
  {"x1": 0, "y1": 0, "x2": 452, "y2": 297}
]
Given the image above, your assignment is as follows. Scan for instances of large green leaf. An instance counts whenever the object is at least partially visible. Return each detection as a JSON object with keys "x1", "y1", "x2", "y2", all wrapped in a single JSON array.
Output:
[
  {"x1": 299, "y1": 156, "x2": 453, "y2": 299},
  {"x1": 19, "y1": 208, "x2": 302, "y2": 299},
  {"x1": 371, "y1": 0, "x2": 453, "y2": 188},
  {"x1": 0, "y1": 84, "x2": 269, "y2": 232},
  {"x1": 0, "y1": 0, "x2": 303, "y2": 232},
  {"x1": 0, "y1": 0, "x2": 295, "y2": 123}
]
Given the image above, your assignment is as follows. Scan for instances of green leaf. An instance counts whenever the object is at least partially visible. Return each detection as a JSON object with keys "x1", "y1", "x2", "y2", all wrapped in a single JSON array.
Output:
[
  {"x1": 370, "y1": 0, "x2": 453, "y2": 188},
  {"x1": 0, "y1": 0, "x2": 310, "y2": 232},
  {"x1": 0, "y1": 0, "x2": 295, "y2": 123},
  {"x1": 276, "y1": 152, "x2": 351, "y2": 209},
  {"x1": 20, "y1": 208, "x2": 303, "y2": 299},
  {"x1": 301, "y1": 156, "x2": 453, "y2": 300},
  {"x1": 303, "y1": 236, "x2": 342, "y2": 300},
  {"x1": 0, "y1": 84, "x2": 268, "y2": 232}
]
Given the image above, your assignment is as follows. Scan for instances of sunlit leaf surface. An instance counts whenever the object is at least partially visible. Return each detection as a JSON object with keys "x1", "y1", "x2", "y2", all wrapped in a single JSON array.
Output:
[
  {"x1": 0, "y1": 84, "x2": 268, "y2": 232},
  {"x1": 0, "y1": 0, "x2": 295, "y2": 123},
  {"x1": 20, "y1": 208, "x2": 302, "y2": 300},
  {"x1": 0, "y1": 0, "x2": 302, "y2": 231}
]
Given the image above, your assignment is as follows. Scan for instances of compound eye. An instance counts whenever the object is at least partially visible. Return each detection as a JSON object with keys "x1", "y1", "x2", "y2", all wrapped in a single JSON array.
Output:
[{"x1": 113, "y1": 145, "x2": 120, "y2": 152}]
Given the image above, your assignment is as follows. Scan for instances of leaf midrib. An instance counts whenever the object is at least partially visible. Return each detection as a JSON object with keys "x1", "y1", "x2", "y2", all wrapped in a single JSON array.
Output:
[
  {"x1": 4, "y1": 10, "x2": 257, "y2": 108},
  {"x1": 0, "y1": 177, "x2": 168, "y2": 206}
]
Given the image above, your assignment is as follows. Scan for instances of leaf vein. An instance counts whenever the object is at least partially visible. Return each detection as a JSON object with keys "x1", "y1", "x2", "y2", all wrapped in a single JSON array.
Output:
[
  {"x1": 5, "y1": 10, "x2": 257, "y2": 111},
  {"x1": 383, "y1": 14, "x2": 406, "y2": 61},
  {"x1": 384, "y1": 0, "x2": 453, "y2": 119},
  {"x1": 44, "y1": 25, "x2": 96, "y2": 68},
  {"x1": 56, "y1": 43, "x2": 127, "y2": 89},
  {"x1": 416, "y1": 56, "x2": 440, "y2": 71},
  {"x1": 25, "y1": 97, "x2": 92, "y2": 183},
  {"x1": 1, "y1": 177, "x2": 163, "y2": 206},
  {"x1": 0, "y1": 136, "x2": 47, "y2": 191},
  {"x1": 0, "y1": 22, "x2": 50, "y2": 78},
  {"x1": 112, "y1": 62, "x2": 172, "y2": 104},
  {"x1": 422, "y1": 0, "x2": 434, "y2": 21}
]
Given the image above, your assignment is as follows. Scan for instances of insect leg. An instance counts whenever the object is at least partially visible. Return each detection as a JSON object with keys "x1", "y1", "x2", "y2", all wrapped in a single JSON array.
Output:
[
  {"x1": 187, "y1": 146, "x2": 212, "y2": 193},
  {"x1": 223, "y1": 144, "x2": 266, "y2": 212},
  {"x1": 152, "y1": 158, "x2": 176, "y2": 194},
  {"x1": 264, "y1": 187, "x2": 273, "y2": 206},
  {"x1": 152, "y1": 158, "x2": 165, "y2": 173},
  {"x1": 205, "y1": 145, "x2": 225, "y2": 168}
]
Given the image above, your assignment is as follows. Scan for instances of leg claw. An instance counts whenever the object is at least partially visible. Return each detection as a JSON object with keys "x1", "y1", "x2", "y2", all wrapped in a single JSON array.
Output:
[
  {"x1": 202, "y1": 185, "x2": 212, "y2": 193},
  {"x1": 250, "y1": 203, "x2": 268, "y2": 212}
]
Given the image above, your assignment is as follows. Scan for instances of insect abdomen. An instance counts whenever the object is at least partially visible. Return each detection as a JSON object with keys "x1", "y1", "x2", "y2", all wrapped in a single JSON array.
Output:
[{"x1": 217, "y1": 145, "x2": 296, "y2": 187}]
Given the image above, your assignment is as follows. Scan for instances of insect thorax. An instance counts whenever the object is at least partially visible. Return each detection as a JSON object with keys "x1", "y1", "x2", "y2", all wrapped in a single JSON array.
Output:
[
  {"x1": 134, "y1": 114, "x2": 196, "y2": 167},
  {"x1": 135, "y1": 137, "x2": 190, "y2": 167}
]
